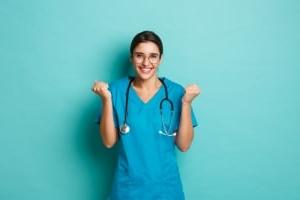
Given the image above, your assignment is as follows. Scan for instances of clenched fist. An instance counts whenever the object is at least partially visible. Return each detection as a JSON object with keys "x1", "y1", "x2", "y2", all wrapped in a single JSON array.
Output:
[
  {"x1": 91, "y1": 81, "x2": 111, "y2": 100},
  {"x1": 182, "y1": 84, "x2": 201, "y2": 104}
]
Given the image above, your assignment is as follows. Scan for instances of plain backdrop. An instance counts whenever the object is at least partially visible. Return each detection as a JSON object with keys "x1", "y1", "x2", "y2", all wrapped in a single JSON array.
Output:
[{"x1": 0, "y1": 0, "x2": 299, "y2": 199}]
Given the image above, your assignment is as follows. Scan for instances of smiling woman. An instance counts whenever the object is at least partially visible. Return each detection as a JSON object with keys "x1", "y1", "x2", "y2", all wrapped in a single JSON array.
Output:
[
  {"x1": 131, "y1": 42, "x2": 160, "y2": 80},
  {"x1": 91, "y1": 30, "x2": 201, "y2": 200},
  {"x1": 130, "y1": 31, "x2": 163, "y2": 81}
]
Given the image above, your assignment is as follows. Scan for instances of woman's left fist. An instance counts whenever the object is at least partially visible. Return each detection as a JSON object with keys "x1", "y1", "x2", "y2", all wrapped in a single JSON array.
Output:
[{"x1": 182, "y1": 84, "x2": 201, "y2": 104}]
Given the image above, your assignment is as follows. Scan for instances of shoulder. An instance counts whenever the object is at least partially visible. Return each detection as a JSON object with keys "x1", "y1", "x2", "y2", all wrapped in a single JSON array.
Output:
[
  {"x1": 162, "y1": 77, "x2": 185, "y2": 95},
  {"x1": 108, "y1": 76, "x2": 130, "y2": 92}
]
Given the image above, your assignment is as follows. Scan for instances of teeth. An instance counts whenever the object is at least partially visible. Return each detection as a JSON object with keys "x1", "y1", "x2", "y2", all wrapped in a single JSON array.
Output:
[{"x1": 140, "y1": 68, "x2": 152, "y2": 73}]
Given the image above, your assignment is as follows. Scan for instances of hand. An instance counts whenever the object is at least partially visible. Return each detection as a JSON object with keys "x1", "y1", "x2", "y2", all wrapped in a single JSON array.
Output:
[
  {"x1": 182, "y1": 84, "x2": 201, "y2": 104},
  {"x1": 91, "y1": 81, "x2": 111, "y2": 100}
]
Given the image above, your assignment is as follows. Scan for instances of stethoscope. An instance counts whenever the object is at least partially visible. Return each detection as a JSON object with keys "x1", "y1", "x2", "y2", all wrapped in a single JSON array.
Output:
[{"x1": 119, "y1": 76, "x2": 176, "y2": 136}]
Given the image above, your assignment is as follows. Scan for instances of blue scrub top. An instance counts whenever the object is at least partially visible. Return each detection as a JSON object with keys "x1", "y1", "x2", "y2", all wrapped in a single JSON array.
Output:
[{"x1": 97, "y1": 76, "x2": 198, "y2": 200}]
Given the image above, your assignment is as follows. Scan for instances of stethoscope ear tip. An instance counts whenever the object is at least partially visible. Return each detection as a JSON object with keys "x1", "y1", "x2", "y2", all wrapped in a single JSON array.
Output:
[{"x1": 158, "y1": 130, "x2": 177, "y2": 136}]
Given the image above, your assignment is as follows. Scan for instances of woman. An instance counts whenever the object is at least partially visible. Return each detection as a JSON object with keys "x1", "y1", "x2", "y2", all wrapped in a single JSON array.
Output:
[{"x1": 92, "y1": 31, "x2": 201, "y2": 200}]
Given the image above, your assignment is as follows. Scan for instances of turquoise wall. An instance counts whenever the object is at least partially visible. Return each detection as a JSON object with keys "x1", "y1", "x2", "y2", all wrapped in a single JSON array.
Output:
[{"x1": 1, "y1": 0, "x2": 299, "y2": 199}]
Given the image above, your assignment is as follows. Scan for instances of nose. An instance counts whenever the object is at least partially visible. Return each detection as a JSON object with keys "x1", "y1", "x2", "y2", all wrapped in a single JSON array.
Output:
[{"x1": 142, "y1": 57, "x2": 150, "y2": 66}]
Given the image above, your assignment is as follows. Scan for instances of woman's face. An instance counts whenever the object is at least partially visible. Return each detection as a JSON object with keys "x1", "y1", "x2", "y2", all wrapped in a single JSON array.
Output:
[{"x1": 131, "y1": 41, "x2": 162, "y2": 81}]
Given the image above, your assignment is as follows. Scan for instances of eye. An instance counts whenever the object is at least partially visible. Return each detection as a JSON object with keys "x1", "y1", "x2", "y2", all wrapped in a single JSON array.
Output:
[
  {"x1": 135, "y1": 53, "x2": 143, "y2": 58},
  {"x1": 150, "y1": 54, "x2": 158, "y2": 59}
]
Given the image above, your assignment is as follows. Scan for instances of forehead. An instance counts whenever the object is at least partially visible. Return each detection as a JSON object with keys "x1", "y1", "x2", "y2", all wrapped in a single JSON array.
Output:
[{"x1": 133, "y1": 42, "x2": 160, "y2": 54}]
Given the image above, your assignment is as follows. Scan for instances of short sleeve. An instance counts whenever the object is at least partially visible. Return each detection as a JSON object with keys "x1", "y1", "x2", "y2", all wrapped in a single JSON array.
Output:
[
  {"x1": 94, "y1": 84, "x2": 119, "y2": 129},
  {"x1": 173, "y1": 104, "x2": 198, "y2": 132}
]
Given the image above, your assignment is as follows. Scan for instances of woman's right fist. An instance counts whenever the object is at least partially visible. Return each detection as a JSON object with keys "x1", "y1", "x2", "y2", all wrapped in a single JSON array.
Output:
[{"x1": 91, "y1": 81, "x2": 111, "y2": 100}]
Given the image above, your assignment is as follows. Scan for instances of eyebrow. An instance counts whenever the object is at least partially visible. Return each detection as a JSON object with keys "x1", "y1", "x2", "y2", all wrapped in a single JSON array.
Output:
[{"x1": 134, "y1": 52, "x2": 159, "y2": 55}]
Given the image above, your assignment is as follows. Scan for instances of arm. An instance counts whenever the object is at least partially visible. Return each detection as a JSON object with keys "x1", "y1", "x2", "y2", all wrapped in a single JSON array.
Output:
[
  {"x1": 99, "y1": 98, "x2": 118, "y2": 148},
  {"x1": 175, "y1": 84, "x2": 201, "y2": 152},
  {"x1": 92, "y1": 81, "x2": 118, "y2": 148},
  {"x1": 175, "y1": 100, "x2": 194, "y2": 152}
]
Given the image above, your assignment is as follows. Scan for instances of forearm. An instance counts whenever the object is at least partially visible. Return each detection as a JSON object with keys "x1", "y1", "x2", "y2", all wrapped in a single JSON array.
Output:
[
  {"x1": 99, "y1": 98, "x2": 118, "y2": 148},
  {"x1": 175, "y1": 101, "x2": 194, "y2": 152}
]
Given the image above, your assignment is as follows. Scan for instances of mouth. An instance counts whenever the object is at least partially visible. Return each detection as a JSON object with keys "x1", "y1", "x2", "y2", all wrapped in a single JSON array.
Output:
[{"x1": 138, "y1": 66, "x2": 154, "y2": 74}]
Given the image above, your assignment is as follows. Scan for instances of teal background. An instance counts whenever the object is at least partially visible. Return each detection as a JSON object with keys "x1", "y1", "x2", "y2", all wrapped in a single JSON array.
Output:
[{"x1": 1, "y1": 0, "x2": 299, "y2": 199}]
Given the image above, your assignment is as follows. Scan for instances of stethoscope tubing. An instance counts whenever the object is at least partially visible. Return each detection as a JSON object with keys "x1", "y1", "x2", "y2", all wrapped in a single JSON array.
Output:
[{"x1": 120, "y1": 76, "x2": 174, "y2": 135}]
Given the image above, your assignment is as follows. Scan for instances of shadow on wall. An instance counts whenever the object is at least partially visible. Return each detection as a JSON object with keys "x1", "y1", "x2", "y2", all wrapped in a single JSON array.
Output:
[{"x1": 79, "y1": 45, "x2": 132, "y2": 199}]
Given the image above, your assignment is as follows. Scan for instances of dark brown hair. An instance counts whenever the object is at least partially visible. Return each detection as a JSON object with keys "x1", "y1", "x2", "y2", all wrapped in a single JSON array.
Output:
[{"x1": 130, "y1": 31, "x2": 163, "y2": 58}]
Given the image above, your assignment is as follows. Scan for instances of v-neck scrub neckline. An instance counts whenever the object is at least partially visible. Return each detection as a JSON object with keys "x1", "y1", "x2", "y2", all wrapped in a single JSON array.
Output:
[{"x1": 130, "y1": 81, "x2": 164, "y2": 105}]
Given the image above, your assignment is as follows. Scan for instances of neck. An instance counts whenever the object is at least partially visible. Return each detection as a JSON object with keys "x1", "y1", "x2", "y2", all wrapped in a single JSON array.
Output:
[{"x1": 133, "y1": 75, "x2": 161, "y2": 90}]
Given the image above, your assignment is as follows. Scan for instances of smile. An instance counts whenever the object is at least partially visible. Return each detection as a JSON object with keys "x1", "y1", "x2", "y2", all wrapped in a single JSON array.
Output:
[{"x1": 139, "y1": 67, "x2": 154, "y2": 74}]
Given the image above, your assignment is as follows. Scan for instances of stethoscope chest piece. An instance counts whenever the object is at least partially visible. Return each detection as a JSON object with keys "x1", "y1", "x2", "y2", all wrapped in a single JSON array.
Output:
[{"x1": 120, "y1": 123, "x2": 130, "y2": 134}]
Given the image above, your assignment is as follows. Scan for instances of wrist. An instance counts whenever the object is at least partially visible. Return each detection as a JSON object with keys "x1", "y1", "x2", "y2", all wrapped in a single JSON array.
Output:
[
  {"x1": 101, "y1": 96, "x2": 112, "y2": 104},
  {"x1": 181, "y1": 98, "x2": 192, "y2": 106}
]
